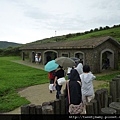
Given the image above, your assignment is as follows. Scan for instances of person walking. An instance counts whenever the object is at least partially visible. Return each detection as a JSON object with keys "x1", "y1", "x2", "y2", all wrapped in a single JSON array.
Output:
[
  {"x1": 67, "y1": 65, "x2": 76, "y2": 80},
  {"x1": 38, "y1": 55, "x2": 41, "y2": 63},
  {"x1": 48, "y1": 70, "x2": 56, "y2": 93},
  {"x1": 67, "y1": 67, "x2": 72, "y2": 80},
  {"x1": 35, "y1": 54, "x2": 39, "y2": 64},
  {"x1": 53, "y1": 65, "x2": 65, "y2": 99},
  {"x1": 80, "y1": 65, "x2": 96, "y2": 114},
  {"x1": 64, "y1": 69, "x2": 82, "y2": 114},
  {"x1": 75, "y1": 59, "x2": 83, "y2": 75}
]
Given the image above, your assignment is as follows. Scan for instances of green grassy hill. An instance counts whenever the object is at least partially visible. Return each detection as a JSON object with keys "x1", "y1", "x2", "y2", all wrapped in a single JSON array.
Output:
[
  {"x1": 30, "y1": 24, "x2": 120, "y2": 44},
  {"x1": 0, "y1": 41, "x2": 23, "y2": 49}
]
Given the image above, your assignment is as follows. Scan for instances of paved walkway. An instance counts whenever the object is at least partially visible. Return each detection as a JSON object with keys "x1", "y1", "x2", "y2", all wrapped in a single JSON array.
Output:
[
  {"x1": 5, "y1": 83, "x2": 66, "y2": 114},
  {"x1": 12, "y1": 60, "x2": 44, "y2": 70}
]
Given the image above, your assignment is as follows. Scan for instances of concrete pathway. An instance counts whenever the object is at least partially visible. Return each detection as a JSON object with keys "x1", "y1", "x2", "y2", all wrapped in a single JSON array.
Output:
[{"x1": 12, "y1": 60, "x2": 44, "y2": 70}]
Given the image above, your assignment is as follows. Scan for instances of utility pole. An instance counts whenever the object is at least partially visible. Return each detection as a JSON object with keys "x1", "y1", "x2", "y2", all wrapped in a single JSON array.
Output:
[
  {"x1": 55, "y1": 31, "x2": 57, "y2": 41},
  {"x1": 55, "y1": 31, "x2": 56, "y2": 36}
]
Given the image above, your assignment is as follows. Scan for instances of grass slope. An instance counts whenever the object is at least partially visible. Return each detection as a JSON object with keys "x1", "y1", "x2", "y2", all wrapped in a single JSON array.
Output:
[
  {"x1": 0, "y1": 41, "x2": 22, "y2": 49},
  {"x1": 0, "y1": 56, "x2": 48, "y2": 112},
  {"x1": 31, "y1": 26, "x2": 120, "y2": 44}
]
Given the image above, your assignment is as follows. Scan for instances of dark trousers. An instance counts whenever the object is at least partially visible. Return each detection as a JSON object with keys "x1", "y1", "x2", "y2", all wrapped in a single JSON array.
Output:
[
  {"x1": 56, "y1": 83, "x2": 62, "y2": 99},
  {"x1": 50, "y1": 79, "x2": 54, "y2": 84}
]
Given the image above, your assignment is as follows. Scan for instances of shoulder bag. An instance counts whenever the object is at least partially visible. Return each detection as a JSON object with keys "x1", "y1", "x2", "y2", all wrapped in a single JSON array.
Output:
[
  {"x1": 67, "y1": 81, "x2": 84, "y2": 114},
  {"x1": 57, "y1": 77, "x2": 66, "y2": 85}
]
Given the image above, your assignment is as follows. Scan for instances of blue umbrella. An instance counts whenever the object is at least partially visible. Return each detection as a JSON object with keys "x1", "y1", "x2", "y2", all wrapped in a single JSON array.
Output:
[{"x1": 44, "y1": 60, "x2": 59, "y2": 72}]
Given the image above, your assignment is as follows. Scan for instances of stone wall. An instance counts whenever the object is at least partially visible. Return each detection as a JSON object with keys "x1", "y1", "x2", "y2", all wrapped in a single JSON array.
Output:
[{"x1": 21, "y1": 40, "x2": 119, "y2": 73}]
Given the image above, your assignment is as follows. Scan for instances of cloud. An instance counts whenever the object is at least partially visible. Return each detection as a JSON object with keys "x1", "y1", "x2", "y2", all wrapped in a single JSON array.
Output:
[{"x1": 0, "y1": 0, "x2": 120, "y2": 44}]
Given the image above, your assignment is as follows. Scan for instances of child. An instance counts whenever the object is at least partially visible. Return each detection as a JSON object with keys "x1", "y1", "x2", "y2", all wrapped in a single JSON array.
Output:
[
  {"x1": 48, "y1": 70, "x2": 56, "y2": 93},
  {"x1": 80, "y1": 65, "x2": 96, "y2": 114}
]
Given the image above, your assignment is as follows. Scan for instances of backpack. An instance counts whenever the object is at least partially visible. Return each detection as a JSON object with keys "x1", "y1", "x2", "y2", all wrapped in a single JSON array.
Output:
[{"x1": 48, "y1": 71, "x2": 55, "y2": 80}]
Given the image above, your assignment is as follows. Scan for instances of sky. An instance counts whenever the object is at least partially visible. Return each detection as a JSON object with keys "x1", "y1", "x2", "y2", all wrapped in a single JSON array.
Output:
[{"x1": 0, "y1": 0, "x2": 120, "y2": 44}]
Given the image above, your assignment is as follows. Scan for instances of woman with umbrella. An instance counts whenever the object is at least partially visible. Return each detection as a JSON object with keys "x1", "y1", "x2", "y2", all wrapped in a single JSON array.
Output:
[{"x1": 53, "y1": 65, "x2": 65, "y2": 99}]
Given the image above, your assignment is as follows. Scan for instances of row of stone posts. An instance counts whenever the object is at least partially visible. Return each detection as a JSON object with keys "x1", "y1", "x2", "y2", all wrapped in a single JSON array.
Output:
[{"x1": 20, "y1": 75, "x2": 120, "y2": 116}]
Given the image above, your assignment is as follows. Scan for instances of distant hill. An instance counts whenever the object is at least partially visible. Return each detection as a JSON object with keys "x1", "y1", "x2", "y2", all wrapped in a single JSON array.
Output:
[
  {"x1": 29, "y1": 24, "x2": 120, "y2": 45},
  {"x1": 0, "y1": 41, "x2": 23, "y2": 49}
]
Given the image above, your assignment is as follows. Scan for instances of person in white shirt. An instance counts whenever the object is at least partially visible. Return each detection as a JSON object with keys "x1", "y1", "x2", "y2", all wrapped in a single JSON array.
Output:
[
  {"x1": 67, "y1": 67, "x2": 72, "y2": 79},
  {"x1": 35, "y1": 54, "x2": 38, "y2": 64},
  {"x1": 80, "y1": 65, "x2": 96, "y2": 114},
  {"x1": 75, "y1": 59, "x2": 83, "y2": 75}
]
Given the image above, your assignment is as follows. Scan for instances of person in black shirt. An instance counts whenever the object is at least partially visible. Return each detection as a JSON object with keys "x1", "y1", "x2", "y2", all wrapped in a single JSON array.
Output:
[
  {"x1": 64, "y1": 69, "x2": 82, "y2": 114},
  {"x1": 53, "y1": 65, "x2": 65, "y2": 99}
]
